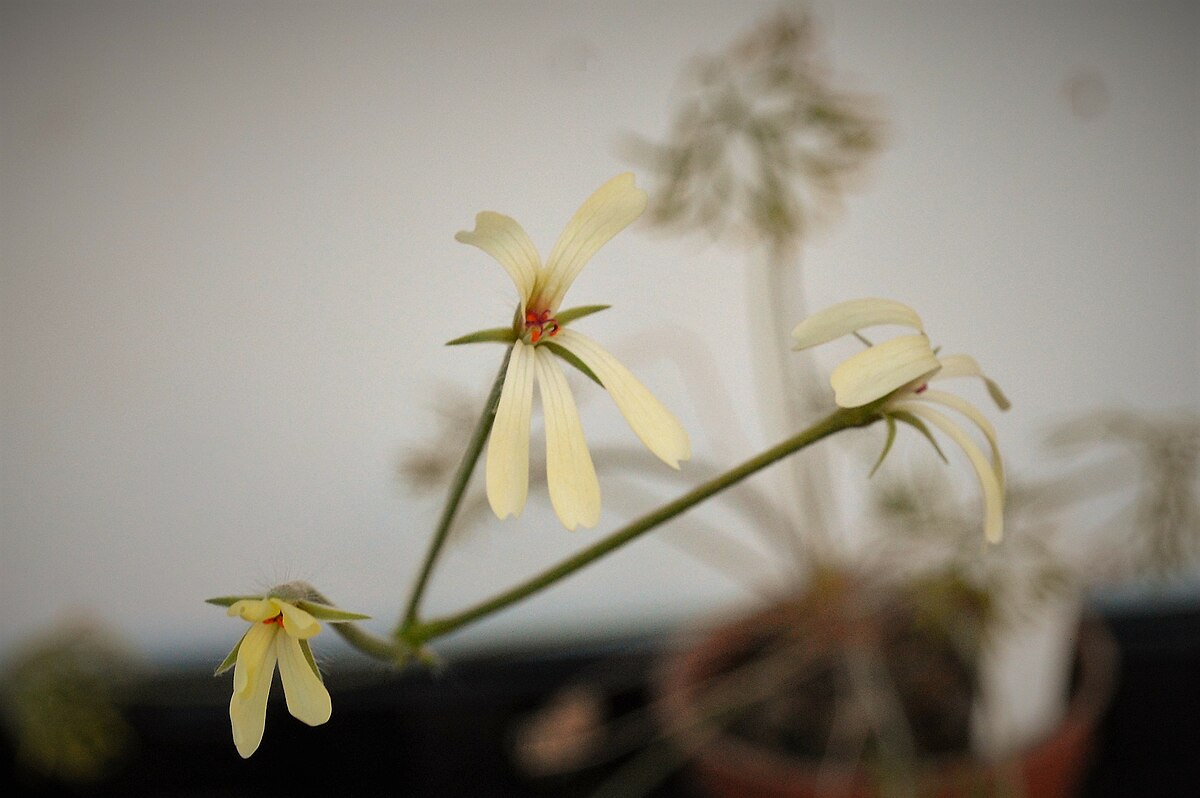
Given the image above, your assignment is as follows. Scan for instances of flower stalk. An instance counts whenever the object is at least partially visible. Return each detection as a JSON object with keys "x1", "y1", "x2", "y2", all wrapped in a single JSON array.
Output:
[
  {"x1": 400, "y1": 400, "x2": 884, "y2": 647},
  {"x1": 398, "y1": 345, "x2": 514, "y2": 634}
]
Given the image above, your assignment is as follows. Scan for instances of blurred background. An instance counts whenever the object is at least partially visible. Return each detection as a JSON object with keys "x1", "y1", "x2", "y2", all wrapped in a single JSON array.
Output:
[{"x1": 1, "y1": 0, "x2": 1197, "y2": 793}]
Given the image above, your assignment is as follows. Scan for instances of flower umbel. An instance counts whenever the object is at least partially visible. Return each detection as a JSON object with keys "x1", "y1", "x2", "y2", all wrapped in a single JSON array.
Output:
[
  {"x1": 455, "y1": 173, "x2": 691, "y2": 529},
  {"x1": 793, "y1": 298, "x2": 1010, "y2": 543},
  {"x1": 210, "y1": 589, "x2": 368, "y2": 758}
]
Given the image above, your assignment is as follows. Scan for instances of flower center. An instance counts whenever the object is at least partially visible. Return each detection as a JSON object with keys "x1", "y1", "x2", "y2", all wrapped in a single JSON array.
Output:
[
  {"x1": 524, "y1": 309, "x2": 559, "y2": 344},
  {"x1": 263, "y1": 613, "x2": 285, "y2": 629}
]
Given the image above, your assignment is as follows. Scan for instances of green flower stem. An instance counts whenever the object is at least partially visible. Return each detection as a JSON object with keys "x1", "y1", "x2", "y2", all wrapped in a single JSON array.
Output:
[
  {"x1": 397, "y1": 345, "x2": 513, "y2": 636},
  {"x1": 402, "y1": 401, "x2": 883, "y2": 646}
]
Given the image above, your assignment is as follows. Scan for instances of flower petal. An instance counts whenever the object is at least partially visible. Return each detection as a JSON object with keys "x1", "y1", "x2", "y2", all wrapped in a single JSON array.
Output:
[
  {"x1": 534, "y1": 347, "x2": 600, "y2": 530},
  {"x1": 537, "y1": 173, "x2": 647, "y2": 312},
  {"x1": 228, "y1": 598, "x2": 276, "y2": 623},
  {"x1": 892, "y1": 401, "x2": 1005, "y2": 544},
  {"x1": 273, "y1": 599, "x2": 322, "y2": 640},
  {"x1": 487, "y1": 341, "x2": 536, "y2": 520},
  {"x1": 230, "y1": 623, "x2": 278, "y2": 758},
  {"x1": 830, "y1": 334, "x2": 941, "y2": 408},
  {"x1": 932, "y1": 354, "x2": 1011, "y2": 411},
  {"x1": 791, "y1": 298, "x2": 924, "y2": 351},
  {"x1": 917, "y1": 388, "x2": 1006, "y2": 491},
  {"x1": 276, "y1": 634, "x2": 332, "y2": 727},
  {"x1": 232, "y1": 622, "x2": 276, "y2": 697},
  {"x1": 554, "y1": 329, "x2": 690, "y2": 468},
  {"x1": 455, "y1": 211, "x2": 540, "y2": 303}
]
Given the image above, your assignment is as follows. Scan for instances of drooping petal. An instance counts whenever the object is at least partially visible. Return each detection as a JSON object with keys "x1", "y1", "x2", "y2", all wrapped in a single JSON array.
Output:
[
  {"x1": 455, "y1": 211, "x2": 540, "y2": 304},
  {"x1": 229, "y1": 623, "x2": 278, "y2": 758},
  {"x1": 916, "y1": 388, "x2": 1006, "y2": 491},
  {"x1": 273, "y1": 599, "x2": 322, "y2": 641},
  {"x1": 486, "y1": 341, "x2": 536, "y2": 520},
  {"x1": 276, "y1": 634, "x2": 332, "y2": 727},
  {"x1": 537, "y1": 173, "x2": 647, "y2": 312},
  {"x1": 932, "y1": 354, "x2": 1011, "y2": 411},
  {"x1": 534, "y1": 347, "x2": 601, "y2": 530},
  {"x1": 554, "y1": 329, "x2": 690, "y2": 468},
  {"x1": 892, "y1": 401, "x2": 1005, "y2": 544},
  {"x1": 228, "y1": 598, "x2": 277, "y2": 624},
  {"x1": 830, "y1": 334, "x2": 941, "y2": 408},
  {"x1": 232, "y1": 622, "x2": 276, "y2": 697},
  {"x1": 791, "y1": 298, "x2": 924, "y2": 351}
]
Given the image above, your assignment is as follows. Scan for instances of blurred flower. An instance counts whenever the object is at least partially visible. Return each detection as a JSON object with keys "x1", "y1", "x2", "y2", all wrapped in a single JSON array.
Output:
[
  {"x1": 213, "y1": 592, "x2": 367, "y2": 758},
  {"x1": 793, "y1": 298, "x2": 1009, "y2": 543},
  {"x1": 455, "y1": 173, "x2": 690, "y2": 530}
]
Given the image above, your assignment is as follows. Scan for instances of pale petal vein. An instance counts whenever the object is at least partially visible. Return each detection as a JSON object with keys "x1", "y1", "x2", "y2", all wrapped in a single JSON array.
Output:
[
  {"x1": 486, "y1": 341, "x2": 536, "y2": 519},
  {"x1": 534, "y1": 347, "x2": 600, "y2": 530}
]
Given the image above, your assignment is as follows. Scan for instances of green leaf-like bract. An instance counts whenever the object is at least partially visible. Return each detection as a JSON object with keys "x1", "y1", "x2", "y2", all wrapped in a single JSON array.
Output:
[
  {"x1": 446, "y1": 327, "x2": 518, "y2": 346},
  {"x1": 542, "y1": 342, "x2": 604, "y2": 387},
  {"x1": 295, "y1": 600, "x2": 372, "y2": 622},
  {"x1": 555, "y1": 304, "x2": 611, "y2": 326},
  {"x1": 891, "y1": 409, "x2": 949, "y2": 464}
]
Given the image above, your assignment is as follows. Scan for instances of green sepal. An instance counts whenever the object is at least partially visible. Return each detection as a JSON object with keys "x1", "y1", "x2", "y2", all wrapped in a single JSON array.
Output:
[
  {"x1": 555, "y1": 304, "x2": 611, "y2": 326},
  {"x1": 299, "y1": 639, "x2": 323, "y2": 682},
  {"x1": 205, "y1": 595, "x2": 261, "y2": 608},
  {"x1": 214, "y1": 635, "x2": 243, "y2": 676},
  {"x1": 892, "y1": 410, "x2": 949, "y2": 464},
  {"x1": 984, "y1": 377, "x2": 1011, "y2": 411},
  {"x1": 446, "y1": 327, "x2": 518, "y2": 346},
  {"x1": 869, "y1": 414, "x2": 899, "y2": 477},
  {"x1": 295, "y1": 600, "x2": 371, "y2": 622},
  {"x1": 542, "y1": 342, "x2": 603, "y2": 387}
]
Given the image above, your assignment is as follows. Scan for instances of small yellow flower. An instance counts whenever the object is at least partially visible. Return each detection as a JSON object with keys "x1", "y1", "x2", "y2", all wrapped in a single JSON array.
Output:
[
  {"x1": 793, "y1": 298, "x2": 1010, "y2": 543},
  {"x1": 214, "y1": 596, "x2": 345, "y2": 758},
  {"x1": 456, "y1": 174, "x2": 691, "y2": 529}
]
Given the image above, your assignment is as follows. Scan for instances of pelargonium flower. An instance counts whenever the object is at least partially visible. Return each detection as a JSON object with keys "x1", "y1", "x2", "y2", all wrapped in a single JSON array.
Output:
[
  {"x1": 792, "y1": 298, "x2": 1010, "y2": 543},
  {"x1": 455, "y1": 173, "x2": 691, "y2": 530},
  {"x1": 210, "y1": 591, "x2": 368, "y2": 758}
]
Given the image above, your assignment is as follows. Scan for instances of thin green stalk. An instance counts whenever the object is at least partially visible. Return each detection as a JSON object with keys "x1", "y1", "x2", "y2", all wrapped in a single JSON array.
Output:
[
  {"x1": 403, "y1": 402, "x2": 882, "y2": 645},
  {"x1": 397, "y1": 345, "x2": 513, "y2": 635}
]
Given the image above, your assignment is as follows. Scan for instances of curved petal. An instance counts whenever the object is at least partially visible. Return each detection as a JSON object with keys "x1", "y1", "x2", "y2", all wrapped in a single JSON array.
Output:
[
  {"x1": 273, "y1": 599, "x2": 321, "y2": 640},
  {"x1": 486, "y1": 341, "x2": 536, "y2": 520},
  {"x1": 933, "y1": 354, "x2": 1011, "y2": 411},
  {"x1": 917, "y1": 388, "x2": 1006, "y2": 491},
  {"x1": 455, "y1": 211, "x2": 540, "y2": 303},
  {"x1": 830, "y1": 334, "x2": 940, "y2": 408},
  {"x1": 276, "y1": 634, "x2": 332, "y2": 727},
  {"x1": 230, "y1": 623, "x2": 278, "y2": 758},
  {"x1": 791, "y1": 298, "x2": 924, "y2": 351},
  {"x1": 893, "y1": 401, "x2": 1005, "y2": 544},
  {"x1": 534, "y1": 347, "x2": 600, "y2": 530},
  {"x1": 536, "y1": 173, "x2": 647, "y2": 312},
  {"x1": 228, "y1": 598, "x2": 276, "y2": 623},
  {"x1": 554, "y1": 329, "x2": 690, "y2": 468}
]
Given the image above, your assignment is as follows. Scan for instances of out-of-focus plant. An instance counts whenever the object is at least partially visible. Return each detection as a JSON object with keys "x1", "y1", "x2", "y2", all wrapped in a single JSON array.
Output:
[
  {"x1": 626, "y1": 6, "x2": 886, "y2": 554},
  {"x1": 626, "y1": 8, "x2": 883, "y2": 246},
  {"x1": 1045, "y1": 408, "x2": 1200, "y2": 582},
  {"x1": 0, "y1": 619, "x2": 140, "y2": 784}
]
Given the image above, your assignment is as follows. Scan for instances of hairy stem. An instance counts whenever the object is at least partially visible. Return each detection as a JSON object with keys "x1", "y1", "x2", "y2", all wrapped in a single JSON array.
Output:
[{"x1": 396, "y1": 345, "x2": 513, "y2": 636}]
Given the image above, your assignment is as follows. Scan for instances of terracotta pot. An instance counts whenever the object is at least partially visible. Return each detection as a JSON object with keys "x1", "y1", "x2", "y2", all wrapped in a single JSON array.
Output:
[{"x1": 656, "y1": 604, "x2": 1117, "y2": 798}]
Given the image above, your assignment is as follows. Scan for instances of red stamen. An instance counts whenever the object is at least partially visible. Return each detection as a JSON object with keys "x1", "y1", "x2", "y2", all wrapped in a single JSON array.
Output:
[
  {"x1": 262, "y1": 614, "x2": 285, "y2": 628},
  {"x1": 915, "y1": 384, "x2": 928, "y2": 394}
]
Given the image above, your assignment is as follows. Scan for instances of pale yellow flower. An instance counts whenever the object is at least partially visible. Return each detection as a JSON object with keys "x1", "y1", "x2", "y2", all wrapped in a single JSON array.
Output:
[
  {"x1": 793, "y1": 298, "x2": 1010, "y2": 542},
  {"x1": 220, "y1": 597, "x2": 331, "y2": 758},
  {"x1": 456, "y1": 173, "x2": 691, "y2": 529}
]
